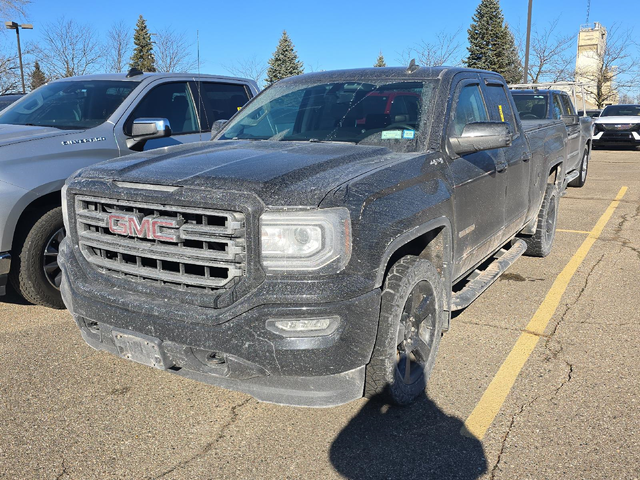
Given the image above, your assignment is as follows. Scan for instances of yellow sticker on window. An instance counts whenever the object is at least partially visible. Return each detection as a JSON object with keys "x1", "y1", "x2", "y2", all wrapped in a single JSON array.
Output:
[{"x1": 498, "y1": 104, "x2": 505, "y2": 122}]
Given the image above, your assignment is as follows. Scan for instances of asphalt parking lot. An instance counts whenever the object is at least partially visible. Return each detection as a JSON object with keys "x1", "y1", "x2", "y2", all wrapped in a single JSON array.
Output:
[{"x1": 1, "y1": 148, "x2": 638, "y2": 480}]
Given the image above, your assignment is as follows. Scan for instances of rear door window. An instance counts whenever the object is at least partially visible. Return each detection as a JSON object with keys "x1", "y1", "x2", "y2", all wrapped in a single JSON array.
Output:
[
  {"x1": 124, "y1": 82, "x2": 198, "y2": 136},
  {"x1": 551, "y1": 95, "x2": 564, "y2": 119},
  {"x1": 560, "y1": 94, "x2": 576, "y2": 115},
  {"x1": 193, "y1": 82, "x2": 251, "y2": 131},
  {"x1": 483, "y1": 82, "x2": 517, "y2": 131}
]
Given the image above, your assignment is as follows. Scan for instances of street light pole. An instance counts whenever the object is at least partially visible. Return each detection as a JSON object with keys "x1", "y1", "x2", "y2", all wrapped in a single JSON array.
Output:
[
  {"x1": 523, "y1": 0, "x2": 533, "y2": 83},
  {"x1": 5, "y1": 21, "x2": 34, "y2": 94}
]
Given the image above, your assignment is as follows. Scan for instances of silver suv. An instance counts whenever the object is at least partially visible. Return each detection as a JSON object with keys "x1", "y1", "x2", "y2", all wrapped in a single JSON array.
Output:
[{"x1": 0, "y1": 70, "x2": 258, "y2": 307}]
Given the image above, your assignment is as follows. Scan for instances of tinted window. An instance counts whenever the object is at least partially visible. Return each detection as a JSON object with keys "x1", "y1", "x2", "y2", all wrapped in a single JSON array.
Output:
[
  {"x1": 560, "y1": 94, "x2": 576, "y2": 115},
  {"x1": 0, "y1": 81, "x2": 137, "y2": 129},
  {"x1": 512, "y1": 94, "x2": 548, "y2": 119},
  {"x1": 600, "y1": 105, "x2": 640, "y2": 117},
  {"x1": 484, "y1": 83, "x2": 516, "y2": 129},
  {"x1": 194, "y1": 82, "x2": 250, "y2": 130},
  {"x1": 124, "y1": 82, "x2": 197, "y2": 135},
  {"x1": 453, "y1": 84, "x2": 488, "y2": 136}
]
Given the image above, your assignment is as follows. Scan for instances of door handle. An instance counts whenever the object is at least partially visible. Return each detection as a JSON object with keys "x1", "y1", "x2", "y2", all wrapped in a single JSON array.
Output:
[
  {"x1": 496, "y1": 162, "x2": 508, "y2": 173},
  {"x1": 521, "y1": 154, "x2": 531, "y2": 162}
]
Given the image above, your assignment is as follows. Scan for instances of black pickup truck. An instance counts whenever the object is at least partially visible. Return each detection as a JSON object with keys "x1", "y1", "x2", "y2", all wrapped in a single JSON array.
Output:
[{"x1": 59, "y1": 67, "x2": 568, "y2": 407}]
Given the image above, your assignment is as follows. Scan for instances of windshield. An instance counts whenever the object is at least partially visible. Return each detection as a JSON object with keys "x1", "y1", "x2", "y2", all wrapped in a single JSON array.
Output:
[
  {"x1": 0, "y1": 80, "x2": 138, "y2": 129},
  {"x1": 219, "y1": 79, "x2": 436, "y2": 151},
  {"x1": 600, "y1": 105, "x2": 640, "y2": 117}
]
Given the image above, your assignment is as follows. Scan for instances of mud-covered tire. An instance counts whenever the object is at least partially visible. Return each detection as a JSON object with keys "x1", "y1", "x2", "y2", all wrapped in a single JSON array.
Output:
[
  {"x1": 522, "y1": 184, "x2": 559, "y2": 258},
  {"x1": 568, "y1": 148, "x2": 589, "y2": 188},
  {"x1": 365, "y1": 256, "x2": 444, "y2": 405},
  {"x1": 9, "y1": 206, "x2": 66, "y2": 309}
]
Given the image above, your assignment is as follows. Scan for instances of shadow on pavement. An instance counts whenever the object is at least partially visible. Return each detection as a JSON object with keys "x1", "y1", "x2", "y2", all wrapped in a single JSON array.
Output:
[
  {"x1": 330, "y1": 390, "x2": 487, "y2": 479},
  {"x1": 0, "y1": 284, "x2": 30, "y2": 306}
]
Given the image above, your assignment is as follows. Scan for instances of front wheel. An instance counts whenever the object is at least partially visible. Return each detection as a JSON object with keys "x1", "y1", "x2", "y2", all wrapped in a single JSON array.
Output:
[
  {"x1": 9, "y1": 206, "x2": 66, "y2": 309},
  {"x1": 568, "y1": 148, "x2": 589, "y2": 188},
  {"x1": 522, "y1": 184, "x2": 559, "y2": 258},
  {"x1": 365, "y1": 256, "x2": 444, "y2": 405}
]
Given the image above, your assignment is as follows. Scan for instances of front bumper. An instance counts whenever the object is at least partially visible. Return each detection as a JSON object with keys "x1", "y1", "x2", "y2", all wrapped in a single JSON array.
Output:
[
  {"x1": 0, "y1": 252, "x2": 10, "y2": 296},
  {"x1": 59, "y1": 239, "x2": 381, "y2": 407},
  {"x1": 593, "y1": 130, "x2": 640, "y2": 146}
]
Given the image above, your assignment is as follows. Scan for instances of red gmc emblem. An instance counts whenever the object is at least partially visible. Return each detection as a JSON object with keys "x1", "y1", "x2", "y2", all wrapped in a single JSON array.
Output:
[{"x1": 108, "y1": 214, "x2": 181, "y2": 242}]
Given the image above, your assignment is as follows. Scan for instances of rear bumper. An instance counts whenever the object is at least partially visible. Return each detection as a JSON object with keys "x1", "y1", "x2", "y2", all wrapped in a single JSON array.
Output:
[
  {"x1": 59, "y1": 239, "x2": 381, "y2": 407},
  {"x1": 0, "y1": 252, "x2": 10, "y2": 296}
]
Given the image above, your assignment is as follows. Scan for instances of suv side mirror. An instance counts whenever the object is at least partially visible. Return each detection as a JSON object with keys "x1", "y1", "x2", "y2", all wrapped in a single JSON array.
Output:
[
  {"x1": 210, "y1": 119, "x2": 228, "y2": 140},
  {"x1": 127, "y1": 118, "x2": 172, "y2": 150},
  {"x1": 450, "y1": 122, "x2": 512, "y2": 155},
  {"x1": 561, "y1": 114, "x2": 579, "y2": 126}
]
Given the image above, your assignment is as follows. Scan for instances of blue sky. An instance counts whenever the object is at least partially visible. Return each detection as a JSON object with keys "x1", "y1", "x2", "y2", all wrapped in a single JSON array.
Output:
[{"x1": 3, "y1": 0, "x2": 638, "y2": 76}]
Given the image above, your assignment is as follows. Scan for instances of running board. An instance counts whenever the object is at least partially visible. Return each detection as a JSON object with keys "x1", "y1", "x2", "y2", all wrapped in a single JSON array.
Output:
[
  {"x1": 566, "y1": 170, "x2": 580, "y2": 184},
  {"x1": 450, "y1": 239, "x2": 528, "y2": 311}
]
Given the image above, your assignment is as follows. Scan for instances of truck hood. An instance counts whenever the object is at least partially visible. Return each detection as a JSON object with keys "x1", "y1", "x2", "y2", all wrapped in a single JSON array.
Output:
[
  {"x1": 594, "y1": 116, "x2": 640, "y2": 124},
  {"x1": 0, "y1": 123, "x2": 81, "y2": 147},
  {"x1": 75, "y1": 140, "x2": 414, "y2": 206}
]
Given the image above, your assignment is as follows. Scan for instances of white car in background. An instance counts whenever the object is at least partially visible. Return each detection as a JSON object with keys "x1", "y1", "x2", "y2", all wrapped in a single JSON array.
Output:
[{"x1": 593, "y1": 104, "x2": 640, "y2": 148}]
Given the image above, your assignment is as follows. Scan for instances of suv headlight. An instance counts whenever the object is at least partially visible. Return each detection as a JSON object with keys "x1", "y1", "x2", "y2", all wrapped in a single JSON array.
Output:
[{"x1": 260, "y1": 208, "x2": 351, "y2": 274}]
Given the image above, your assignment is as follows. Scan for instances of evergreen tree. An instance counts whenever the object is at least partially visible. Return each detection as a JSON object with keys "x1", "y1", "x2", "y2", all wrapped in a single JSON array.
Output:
[
  {"x1": 464, "y1": 0, "x2": 522, "y2": 83},
  {"x1": 129, "y1": 15, "x2": 155, "y2": 72},
  {"x1": 30, "y1": 61, "x2": 46, "y2": 91},
  {"x1": 374, "y1": 52, "x2": 386, "y2": 67},
  {"x1": 265, "y1": 31, "x2": 304, "y2": 85}
]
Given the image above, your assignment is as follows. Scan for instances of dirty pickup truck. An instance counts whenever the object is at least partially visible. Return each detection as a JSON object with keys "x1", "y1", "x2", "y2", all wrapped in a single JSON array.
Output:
[
  {"x1": 59, "y1": 66, "x2": 567, "y2": 407},
  {"x1": 511, "y1": 88, "x2": 592, "y2": 188},
  {"x1": 0, "y1": 71, "x2": 258, "y2": 307}
]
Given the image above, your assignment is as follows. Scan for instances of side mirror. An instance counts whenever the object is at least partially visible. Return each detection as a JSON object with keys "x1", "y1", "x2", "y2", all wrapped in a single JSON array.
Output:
[
  {"x1": 210, "y1": 119, "x2": 228, "y2": 140},
  {"x1": 127, "y1": 118, "x2": 172, "y2": 150},
  {"x1": 450, "y1": 122, "x2": 512, "y2": 155},
  {"x1": 561, "y1": 114, "x2": 579, "y2": 126}
]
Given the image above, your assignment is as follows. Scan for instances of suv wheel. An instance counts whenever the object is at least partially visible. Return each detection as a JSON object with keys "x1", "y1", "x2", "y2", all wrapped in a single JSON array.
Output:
[
  {"x1": 365, "y1": 256, "x2": 444, "y2": 405},
  {"x1": 9, "y1": 206, "x2": 66, "y2": 309}
]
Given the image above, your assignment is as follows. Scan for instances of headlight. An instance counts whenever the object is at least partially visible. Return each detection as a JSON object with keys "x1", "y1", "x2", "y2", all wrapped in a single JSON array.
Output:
[
  {"x1": 61, "y1": 184, "x2": 70, "y2": 232},
  {"x1": 260, "y1": 208, "x2": 351, "y2": 274}
]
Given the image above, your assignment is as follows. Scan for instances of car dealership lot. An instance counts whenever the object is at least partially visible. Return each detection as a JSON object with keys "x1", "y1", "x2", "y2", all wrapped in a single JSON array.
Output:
[{"x1": 1, "y1": 148, "x2": 638, "y2": 480}]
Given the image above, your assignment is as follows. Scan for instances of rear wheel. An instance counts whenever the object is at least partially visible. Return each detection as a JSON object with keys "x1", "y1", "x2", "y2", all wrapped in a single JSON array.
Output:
[
  {"x1": 568, "y1": 148, "x2": 589, "y2": 188},
  {"x1": 522, "y1": 184, "x2": 558, "y2": 258},
  {"x1": 9, "y1": 206, "x2": 66, "y2": 309},
  {"x1": 365, "y1": 256, "x2": 444, "y2": 405}
]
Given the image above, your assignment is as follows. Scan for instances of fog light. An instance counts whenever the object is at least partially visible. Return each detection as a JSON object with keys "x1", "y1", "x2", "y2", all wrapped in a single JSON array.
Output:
[{"x1": 266, "y1": 316, "x2": 340, "y2": 337}]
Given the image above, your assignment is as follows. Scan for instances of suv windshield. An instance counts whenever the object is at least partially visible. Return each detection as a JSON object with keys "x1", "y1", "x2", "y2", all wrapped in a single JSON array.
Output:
[
  {"x1": 0, "y1": 80, "x2": 138, "y2": 129},
  {"x1": 600, "y1": 105, "x2": 640, "y2": 117},
  {"x1": 219, "y1": 79, "x2": 435, "y2": 151}
]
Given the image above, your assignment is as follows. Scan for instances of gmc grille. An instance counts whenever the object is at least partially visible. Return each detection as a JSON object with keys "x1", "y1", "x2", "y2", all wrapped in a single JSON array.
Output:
[{"x1": 75, "y1": 195, "x2": 246, "y2": 292}]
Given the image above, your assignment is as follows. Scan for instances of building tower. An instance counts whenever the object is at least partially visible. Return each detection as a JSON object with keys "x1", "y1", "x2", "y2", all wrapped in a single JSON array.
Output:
[{"x1": 575, "y1": 22, "x2": 617, "y2": 109}]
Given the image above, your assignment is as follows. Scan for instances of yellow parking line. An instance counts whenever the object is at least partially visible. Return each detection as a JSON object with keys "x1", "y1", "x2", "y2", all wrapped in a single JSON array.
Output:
[
  {"x1": 556, "y1": 228, "x2": 591, "y2": 234},
  {"x1": 461, "y1": 186, "x2": 628, "y2": 440}
]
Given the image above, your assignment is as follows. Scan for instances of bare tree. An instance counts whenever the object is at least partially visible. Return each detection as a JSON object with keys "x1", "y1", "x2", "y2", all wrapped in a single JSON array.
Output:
[
  {"x1": 0, "y1": 0, "x2": 30, "y2": 17},
  {"x1": 223, "y1": 55, "x2": 267, "y2": 84},
  {"x1": 0, "y1": 52, "x2": 20, "y2": 93},
  {"x1": 576, "y1": 24, "x2": 639, "y2": 108},
  {"x1": 153, "y1": 28, "x2": 197, "y2": 73},
  {"x1": 527, "y1": 19, "x2": 575, "y2": 83},
  {"x1": 29, "y1": 17, "x2": 103, "y2": 78},
  {"x1": 104, "y1": 21, "x2": 131, "y2": 73},
  {"x1": 398, "y1": 29, "x2": 463, "y2": 67}
]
